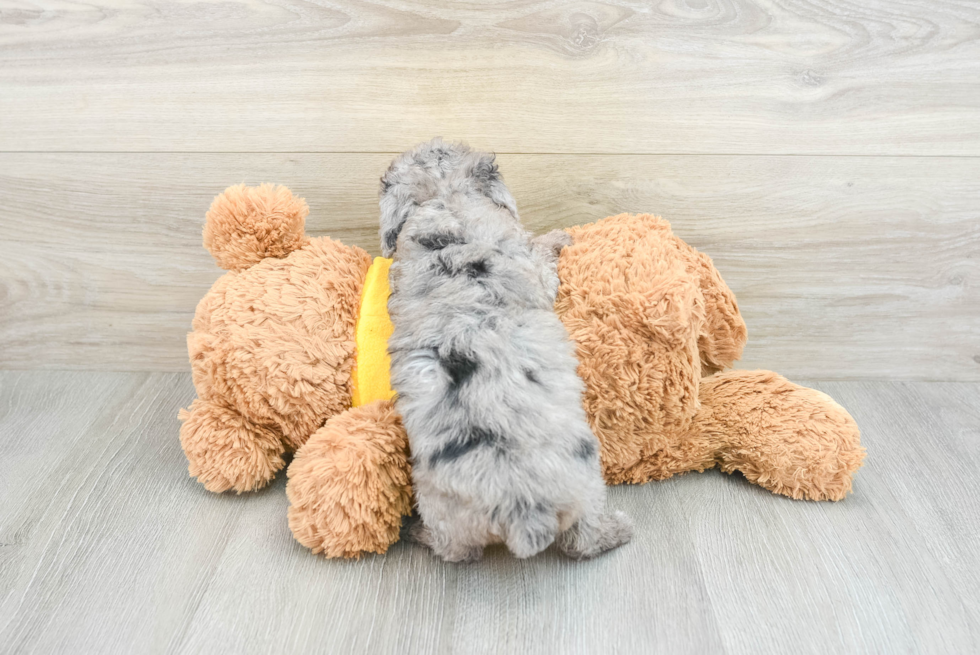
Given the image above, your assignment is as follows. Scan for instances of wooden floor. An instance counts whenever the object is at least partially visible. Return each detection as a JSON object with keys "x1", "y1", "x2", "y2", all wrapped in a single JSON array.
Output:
[{"x1": 1, "y1": 372, "x2": 977, "y2": 654}]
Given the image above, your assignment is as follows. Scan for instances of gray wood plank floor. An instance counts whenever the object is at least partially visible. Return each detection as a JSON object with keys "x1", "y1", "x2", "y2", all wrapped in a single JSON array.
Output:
[{"x1": 1, "y1": 372, "x2": 977, "y2": 654}]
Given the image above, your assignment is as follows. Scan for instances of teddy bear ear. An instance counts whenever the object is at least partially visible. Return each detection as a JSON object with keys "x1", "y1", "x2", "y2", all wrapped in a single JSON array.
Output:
[{"x1": 202, "y1": 184, "x2": 310, "y2": 271}]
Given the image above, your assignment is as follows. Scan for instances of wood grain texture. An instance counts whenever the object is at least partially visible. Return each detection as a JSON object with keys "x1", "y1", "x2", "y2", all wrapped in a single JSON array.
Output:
[
  {"x1": 1, "y1": 152, "x2": 977, "y2": 378},
  {"x1": 1, "y1": 0, "x2": 978, "y2": 154},
  {"x1": 1, "y1": 373, "x2": 978, "y2": 654}
]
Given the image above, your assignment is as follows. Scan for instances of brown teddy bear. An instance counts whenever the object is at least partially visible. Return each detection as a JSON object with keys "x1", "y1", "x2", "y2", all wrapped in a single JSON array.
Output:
[{"x1": 178, "y1": 184, "x2": 864, "y2": 558}]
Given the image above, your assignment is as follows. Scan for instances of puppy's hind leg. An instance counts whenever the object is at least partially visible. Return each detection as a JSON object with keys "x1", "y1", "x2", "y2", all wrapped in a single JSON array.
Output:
[
  {"x1": 555, "y1": 510, "x2": 633, "y2": 560},
  {"x1": 409, "y1": 520, "x2": 485, "y2": 563},
  {"x1": 504, "y1": 503, "x2": 560, "y2": 559}
]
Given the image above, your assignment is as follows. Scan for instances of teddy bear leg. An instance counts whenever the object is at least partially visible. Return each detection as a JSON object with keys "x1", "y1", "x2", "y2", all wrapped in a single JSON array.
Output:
[
  {"x1": 695, "y1": 370, "x2": 865, "y2": 501},
  {"x1": 286, "y1": 400, "x2": 412, "y2": 558},
  {"x1": 178, "y1": 398, "x2": 287, "y2": 493}
]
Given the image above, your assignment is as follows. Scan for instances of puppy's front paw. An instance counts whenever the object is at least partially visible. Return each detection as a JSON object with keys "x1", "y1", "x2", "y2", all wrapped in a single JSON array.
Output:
[
  {"x1": 533, "y1": 229, "x2": 574, "y2": 260},
  {"x1": 406, "y1": 517, "x2": 430, "y2": 545}
]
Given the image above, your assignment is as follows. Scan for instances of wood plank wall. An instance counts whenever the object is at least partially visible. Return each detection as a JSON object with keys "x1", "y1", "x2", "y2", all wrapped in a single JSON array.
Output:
[{"x1": 1, "y1": 0, "x2": 978, "y2": 379}]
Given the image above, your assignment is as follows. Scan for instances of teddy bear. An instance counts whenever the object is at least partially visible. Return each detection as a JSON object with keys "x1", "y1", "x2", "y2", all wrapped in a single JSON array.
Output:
[{"x1": 178, "y1": 183, "x2": 864, "y2": 558}]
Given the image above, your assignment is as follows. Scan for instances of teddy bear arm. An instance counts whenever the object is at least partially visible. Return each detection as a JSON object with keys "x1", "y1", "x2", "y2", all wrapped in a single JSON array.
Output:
[
  {"x1": 671, "y1": 238, "x2": 748, "y2": 375},
  {"x1": 286, "y1": 400, "x2": 413, "y2": 558},
  {"x1": 559, "y1": 216, "x2": 708, "y2": 482},
  {"x1": 178, "y1": 398, "x2": 287, "y2": 493}
]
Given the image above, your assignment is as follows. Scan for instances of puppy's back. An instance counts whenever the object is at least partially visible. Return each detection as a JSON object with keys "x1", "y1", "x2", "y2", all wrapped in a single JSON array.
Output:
[{"x1": 381, "y1": 139, "x2": 631, "y2": 562}]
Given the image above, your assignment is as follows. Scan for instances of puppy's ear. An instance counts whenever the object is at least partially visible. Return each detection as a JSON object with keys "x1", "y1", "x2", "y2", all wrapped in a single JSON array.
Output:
[
  {"x1": 472, "y1": 154, "x2": 518, "y2": 218},
  {"x1": 379, "y1": 173, "x2": 410, "y2": 257}
]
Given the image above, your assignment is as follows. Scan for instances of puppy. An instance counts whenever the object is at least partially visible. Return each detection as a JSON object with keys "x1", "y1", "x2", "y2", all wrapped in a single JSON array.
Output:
[{"x1": 380, "y1": 138, "x2": 632, "y2": 562}]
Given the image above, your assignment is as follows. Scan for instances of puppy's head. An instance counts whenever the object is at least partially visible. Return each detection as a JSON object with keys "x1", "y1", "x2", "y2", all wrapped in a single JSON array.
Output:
[{"x1": 379, "y1": 138, "x2": 518, "y2": 257}]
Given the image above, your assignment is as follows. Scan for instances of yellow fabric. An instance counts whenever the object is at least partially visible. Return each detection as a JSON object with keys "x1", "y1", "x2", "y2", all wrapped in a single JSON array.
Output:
[{"x1": 351, "y1": 257, "x2": 396, "y2": 408}]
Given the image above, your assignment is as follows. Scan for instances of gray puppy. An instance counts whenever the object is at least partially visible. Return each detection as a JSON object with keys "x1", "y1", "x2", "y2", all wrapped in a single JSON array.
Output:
[{"x1": 380, "y1": 138, "x2": 633, "y2": 562}]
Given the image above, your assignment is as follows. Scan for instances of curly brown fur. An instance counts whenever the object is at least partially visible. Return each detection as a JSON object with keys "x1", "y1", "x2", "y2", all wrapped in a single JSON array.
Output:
[
  {"x1": 180, "y1": 185, "x2": 372, "y2": 492},
  {"x1": 557, "y1": 214, "x2": 862, "y2": 498},
  {"x1": 286, "y1": 400, "x2": 413, "y2": 558}
]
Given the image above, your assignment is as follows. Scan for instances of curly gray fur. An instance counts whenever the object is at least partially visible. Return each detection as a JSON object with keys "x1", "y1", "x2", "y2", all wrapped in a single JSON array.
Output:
[{"x1": 380, "y1": 138, "x2": 632, "y2": 562}]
